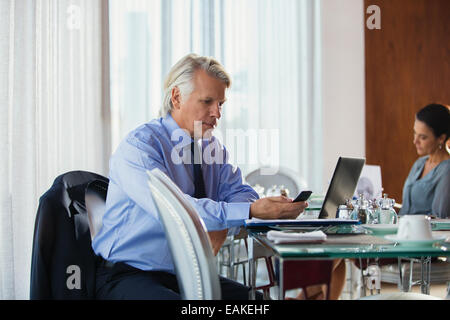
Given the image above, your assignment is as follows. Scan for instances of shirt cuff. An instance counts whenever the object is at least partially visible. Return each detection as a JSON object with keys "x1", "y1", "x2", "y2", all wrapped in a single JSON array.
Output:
[{"x1": 224, "y1": 202, "x2": 251, "y2": 228}]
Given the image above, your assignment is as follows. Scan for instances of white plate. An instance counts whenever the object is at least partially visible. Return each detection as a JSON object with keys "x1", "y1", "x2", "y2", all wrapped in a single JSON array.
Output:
[
  {"x1": 363, "y1": 224, "x2": 398, "y2": 234},
  {"x1": 385, "y1": 234, "x2": 447, "y2": 246}
]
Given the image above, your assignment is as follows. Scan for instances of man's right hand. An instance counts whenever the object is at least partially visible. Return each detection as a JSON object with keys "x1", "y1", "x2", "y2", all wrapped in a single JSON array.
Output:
[{"x1": 249, "y1": 196, "x2": 308, "y2": 220}]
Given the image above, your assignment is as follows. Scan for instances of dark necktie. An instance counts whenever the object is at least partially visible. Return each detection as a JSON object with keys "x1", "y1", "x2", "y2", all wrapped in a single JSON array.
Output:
[{"x1": 191, "y1": 141, "x2": 207, "y2": 198}]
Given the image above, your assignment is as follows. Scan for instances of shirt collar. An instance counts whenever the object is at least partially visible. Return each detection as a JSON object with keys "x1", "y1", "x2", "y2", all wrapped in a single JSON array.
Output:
[
  {"x1": 162, "y1": 113, "x2": 193, "y2": 151},
  {"x1": 162, "y1": 113, "x2": 214, "y2": 151}
]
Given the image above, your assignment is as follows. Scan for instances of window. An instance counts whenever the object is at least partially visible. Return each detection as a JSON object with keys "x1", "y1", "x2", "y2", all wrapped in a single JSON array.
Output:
[{"x1": 109, "y1": 0, "x2": 323, "y2": 191}]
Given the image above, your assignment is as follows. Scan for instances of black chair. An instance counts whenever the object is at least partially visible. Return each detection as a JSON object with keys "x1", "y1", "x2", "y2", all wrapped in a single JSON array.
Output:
[{"x1": 30, "y1": 171, "x2": 108, "y2": 300}]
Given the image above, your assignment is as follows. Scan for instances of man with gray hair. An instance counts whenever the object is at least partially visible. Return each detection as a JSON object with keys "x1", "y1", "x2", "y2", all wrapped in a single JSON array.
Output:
[{"x1": 92, "y1": 53, "x2": 308, "y2": 299}]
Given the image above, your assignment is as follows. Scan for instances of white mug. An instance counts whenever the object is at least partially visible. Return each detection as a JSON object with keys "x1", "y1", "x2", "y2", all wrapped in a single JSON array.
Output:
[{"x1": 397, "y1": 215, "x2": 433, "y2": 240}]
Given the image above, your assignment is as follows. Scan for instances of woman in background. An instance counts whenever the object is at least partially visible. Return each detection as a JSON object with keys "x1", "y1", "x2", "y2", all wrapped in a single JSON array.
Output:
[{"x1": 399, "y1": 103, "x2": 450, "y2": 218}]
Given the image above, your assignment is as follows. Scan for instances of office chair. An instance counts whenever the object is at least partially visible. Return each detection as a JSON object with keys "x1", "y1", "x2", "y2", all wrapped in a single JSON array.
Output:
[
  {"x1": 146, "y1": 168, "x2": 221, "y2": 300},
  {"x1": 30, "y1": 171, "x2": 108, "y2": 299}
]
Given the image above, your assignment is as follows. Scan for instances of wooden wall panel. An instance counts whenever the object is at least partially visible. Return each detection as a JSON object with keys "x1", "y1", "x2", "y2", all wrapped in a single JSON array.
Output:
[{"x1": 364, "y1": 0, "x2": 450, "y2": 203}]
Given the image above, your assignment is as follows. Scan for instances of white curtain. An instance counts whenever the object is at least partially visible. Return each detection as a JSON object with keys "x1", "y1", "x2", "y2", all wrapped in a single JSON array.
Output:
[
  {"x1": 109, "y1": 0, "x2": 323, "y2": 191},
  {"x1": 0, "y1": 0, "x2": 110, "y2": 299}
]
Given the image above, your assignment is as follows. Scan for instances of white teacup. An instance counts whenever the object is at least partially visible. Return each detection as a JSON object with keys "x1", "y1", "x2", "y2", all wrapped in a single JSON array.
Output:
[{"x1": 396, "y1": 215, "x2": 433, "y2": 240}]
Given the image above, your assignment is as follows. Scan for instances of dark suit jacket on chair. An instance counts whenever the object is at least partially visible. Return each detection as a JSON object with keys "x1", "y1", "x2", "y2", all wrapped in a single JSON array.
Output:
[{"x1": 30, "y1": 171, "x2": 108, "y2": 300}]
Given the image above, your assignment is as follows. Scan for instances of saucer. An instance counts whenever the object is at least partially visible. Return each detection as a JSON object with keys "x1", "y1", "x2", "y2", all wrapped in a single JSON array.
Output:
[
  {"x1": 363, "y1": 224, "x2": 398, "y2": 235},
  {"x1": 431, "y1": 220, "x2": 450, "y2": 231},
  {"x1": 385, "y1": 234, "x2": 447, "y2": 246}
]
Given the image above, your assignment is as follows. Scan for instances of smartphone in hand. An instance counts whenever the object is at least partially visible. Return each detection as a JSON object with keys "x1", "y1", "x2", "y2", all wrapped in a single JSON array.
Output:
[{"x1": 293, "y1": 190, "x2": 312, "y2": 202}]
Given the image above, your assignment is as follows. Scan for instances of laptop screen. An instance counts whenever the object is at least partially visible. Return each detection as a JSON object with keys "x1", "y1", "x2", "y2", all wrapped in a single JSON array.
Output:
[{"x1": 319, "y1": 157, "x2": 366, "y2": 219}]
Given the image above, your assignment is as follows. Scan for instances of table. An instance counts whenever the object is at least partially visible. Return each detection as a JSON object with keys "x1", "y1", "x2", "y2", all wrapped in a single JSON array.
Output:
[{"x1": 246, "y1": 226, "x2": 450, "y2": 299}]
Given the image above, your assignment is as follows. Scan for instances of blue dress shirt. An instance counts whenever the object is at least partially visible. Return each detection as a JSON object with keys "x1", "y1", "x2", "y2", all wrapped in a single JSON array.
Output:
[
  {"x1": 399, "y1": 156, "x2": 450, "y2": 218},
  {"x1": 92, "y1": 114, "x2": 259, "y2": 272}
]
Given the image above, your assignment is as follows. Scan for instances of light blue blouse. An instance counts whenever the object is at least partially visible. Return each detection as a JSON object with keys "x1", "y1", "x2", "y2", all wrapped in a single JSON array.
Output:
[{"x1": 399, "y1": 156, "x2": 450, "y2": 218}]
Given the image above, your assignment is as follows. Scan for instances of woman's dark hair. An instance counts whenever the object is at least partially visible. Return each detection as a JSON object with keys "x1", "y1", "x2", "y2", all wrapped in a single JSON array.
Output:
[{"x1": 416, "y1": 103, "x2": 450, "y2": 141}]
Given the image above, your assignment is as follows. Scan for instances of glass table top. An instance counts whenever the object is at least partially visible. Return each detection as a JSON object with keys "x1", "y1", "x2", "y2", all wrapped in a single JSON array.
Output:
[{"x1": 247, "y1": 226, "x2": 450, "y2": 260}]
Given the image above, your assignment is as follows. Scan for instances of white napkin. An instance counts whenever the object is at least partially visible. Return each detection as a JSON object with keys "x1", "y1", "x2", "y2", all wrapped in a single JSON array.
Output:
[{"x1": 266, "y1": 230, "x2": 327, "y2": 244}]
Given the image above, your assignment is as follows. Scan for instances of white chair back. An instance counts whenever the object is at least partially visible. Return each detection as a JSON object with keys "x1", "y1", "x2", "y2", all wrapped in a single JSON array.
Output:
[
  {"x1": 146, "y1": 168, "x2": 221, "y2": 300},
  {"x1": 245, "y1": 166, "x2": 308, "y2": 196}
]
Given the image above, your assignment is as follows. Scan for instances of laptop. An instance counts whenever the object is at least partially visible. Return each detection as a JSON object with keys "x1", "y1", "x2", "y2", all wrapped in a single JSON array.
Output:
[
  {"x1": 245, "y1": 156, "x2": 365, "y2": 227},
  {"x1": 319, "y1": 156, "x2": 366, "y2": 219}
]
